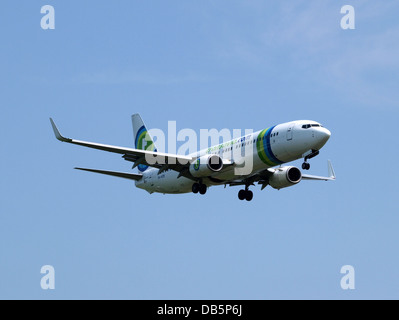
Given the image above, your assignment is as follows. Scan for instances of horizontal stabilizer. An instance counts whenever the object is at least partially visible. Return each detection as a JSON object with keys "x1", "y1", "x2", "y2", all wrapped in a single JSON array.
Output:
[{"x1": 75, "y1": 168, "x2": 143, "y2": 181}]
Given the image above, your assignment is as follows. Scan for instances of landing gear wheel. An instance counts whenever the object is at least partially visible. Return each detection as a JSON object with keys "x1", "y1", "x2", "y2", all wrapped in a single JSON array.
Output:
[
  {"x1": 199, "y1": 184, "x2": 207, "y2": 195},
  {"x1": 245, "y1": 190, "x2": 253, "y2": 202},
  {"x1": 192, "y1": 183, "x2": 200, "y2": 194},
  {"x1": 238, "y1": 190, "x2": 246, "y2": 201},
  {"x1": 238, "y1": 189, "x2": 253, "y2": 201},
  {"x1": 302, "y1": 162, "x2": 310, "y2": 170}
]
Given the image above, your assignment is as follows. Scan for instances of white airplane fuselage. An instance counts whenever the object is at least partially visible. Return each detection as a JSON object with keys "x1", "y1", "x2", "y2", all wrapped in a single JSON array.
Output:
[{"x1": 135, "y1": 120, "x2": 331, "y2": 194}]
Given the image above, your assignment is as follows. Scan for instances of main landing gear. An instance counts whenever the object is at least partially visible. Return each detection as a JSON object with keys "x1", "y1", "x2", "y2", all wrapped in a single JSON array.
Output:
[
  {"x1": 192, "y1": 183, "x2": 207, "y2": 195},
  {"x1": 238, "y1": 186, "x2": 253, "y2": 202}
]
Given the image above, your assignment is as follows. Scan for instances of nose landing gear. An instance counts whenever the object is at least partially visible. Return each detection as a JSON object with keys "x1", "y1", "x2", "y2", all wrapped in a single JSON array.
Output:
[
  {"x1": 302, "y1": 162, "x2": 311, "y2": 170},
  {"x1": 302, "y1": 150, "x2": 320, "y2": 171}
]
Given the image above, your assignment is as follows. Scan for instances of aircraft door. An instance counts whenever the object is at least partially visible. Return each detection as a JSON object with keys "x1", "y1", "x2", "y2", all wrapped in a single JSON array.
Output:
[{"x1": 286, "y1": 124, "x2": 294, "y2": 141}]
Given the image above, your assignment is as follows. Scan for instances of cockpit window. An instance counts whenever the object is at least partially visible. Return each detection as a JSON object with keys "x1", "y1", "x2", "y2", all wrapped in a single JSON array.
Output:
[{"x1": 302, "y1": 124, "x2": 321, "y2": 129}]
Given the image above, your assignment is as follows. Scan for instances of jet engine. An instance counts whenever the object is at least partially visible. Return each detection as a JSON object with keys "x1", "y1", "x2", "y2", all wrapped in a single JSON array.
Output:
[
  {"x1": 189, "y1": 155, "x2": 224, "y2": 178},
  {"x1": 269, "y1": 166, "x2": 302, "y2": 190}
]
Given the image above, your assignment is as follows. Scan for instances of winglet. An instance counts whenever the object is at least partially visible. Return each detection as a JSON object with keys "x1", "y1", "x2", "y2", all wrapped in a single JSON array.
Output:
[
  {"x1": 301, "y1": 160, "x2": 336, "y2": 181},
  {"x1": 50, "y1": 118, "x2": 72, "y2": 142},
  {"x1": 328, "y1": 160, "x2": 336, "y2": 180}
]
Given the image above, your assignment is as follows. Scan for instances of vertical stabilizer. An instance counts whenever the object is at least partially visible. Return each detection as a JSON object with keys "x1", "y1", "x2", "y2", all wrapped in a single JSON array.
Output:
[{"x1": 132, "y1": 114, "x2": 157, "y2": 173}]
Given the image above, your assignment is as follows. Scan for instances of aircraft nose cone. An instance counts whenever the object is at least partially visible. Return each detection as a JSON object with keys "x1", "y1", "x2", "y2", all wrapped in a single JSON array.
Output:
[
  {"x1": 320, "y1": 128, "x2": 331, "y2": 142},
  {"x1": 314, "y1": 128, "x2": 331, "y2": 149}
]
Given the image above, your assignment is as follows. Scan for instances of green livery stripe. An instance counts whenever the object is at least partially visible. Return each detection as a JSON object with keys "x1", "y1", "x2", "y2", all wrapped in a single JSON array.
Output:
[
  {"x1": 137, "y1": 132, "x2": 155, "y2": 151},
  {"x1": 137, "y1": 131, "x2": 147, "y2": 149},
  {"x1": 257, "y1": 129, "x2": 275, "y2": 166},
  {"x1": 256, "y1": 128, "x2": 281, "y2": 166},
  {"x1": 135, "y1": 125, "x2": 157, "y2": 172}
]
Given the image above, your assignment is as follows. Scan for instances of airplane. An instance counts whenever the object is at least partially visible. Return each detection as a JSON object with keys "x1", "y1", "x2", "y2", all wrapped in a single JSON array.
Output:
[{"x1": 50, "y1": 114, "x2": 335, "y2": 201}]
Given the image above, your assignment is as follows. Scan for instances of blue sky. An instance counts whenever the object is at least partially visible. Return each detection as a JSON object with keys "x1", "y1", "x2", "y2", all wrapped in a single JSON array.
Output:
[{"x1": 1, "y1": 0, "x2": 399, "y2": 299}]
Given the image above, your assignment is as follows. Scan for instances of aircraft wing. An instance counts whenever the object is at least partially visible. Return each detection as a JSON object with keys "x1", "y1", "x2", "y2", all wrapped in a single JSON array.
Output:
[
  {"x1": 50, "y1": 118, "x2": 194, "y2": 173},
  {"x1": 225, "y1": 161, "x2": 335, "y2": 189},
  {"x1": 301, "y1": 175, "x2": 335, "y2": 181},
  {"x1": 225, "y1": 168, "x2": 275, "y2": 189},
  {"x1": 75, "y1": 168, "x2": 143, "y2": 181}
]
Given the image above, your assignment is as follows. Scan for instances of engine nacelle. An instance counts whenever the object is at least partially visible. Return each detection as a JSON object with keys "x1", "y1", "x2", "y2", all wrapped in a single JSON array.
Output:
[
  {"x1": 189, "y1": 155, "x2": 224, "y2": 178},
  {"x1": 269, "y1": 166, "x2": 302, "y2": 190}
]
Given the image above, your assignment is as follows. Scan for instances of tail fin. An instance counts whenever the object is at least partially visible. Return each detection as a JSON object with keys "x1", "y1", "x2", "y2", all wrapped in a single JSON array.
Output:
[{"x1": 132, "y1": 114, "x2": 157, "y2": 173}]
